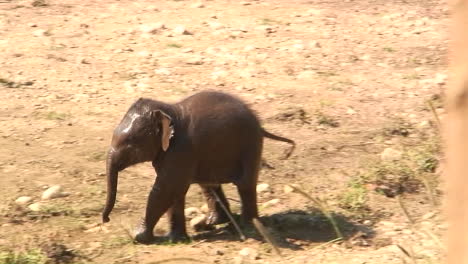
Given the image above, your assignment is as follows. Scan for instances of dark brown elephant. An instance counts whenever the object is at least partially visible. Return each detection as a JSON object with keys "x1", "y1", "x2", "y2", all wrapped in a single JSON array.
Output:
[{"x1": 102, "y1": 91, "x2": 295, "y2": 244}]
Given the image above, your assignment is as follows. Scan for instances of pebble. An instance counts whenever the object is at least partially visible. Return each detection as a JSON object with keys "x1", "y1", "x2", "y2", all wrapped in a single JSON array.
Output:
[
  {"x1": 256, "y1": 183, "x2": 270, "y2": 193},
  {"x1": 41, "y1": 185, "x2": 68, "y2": 200},
  {"x1": 208, "y1": 21, "x2": 224, "y2": 30},
  {"x1": 139, "y1": 23, "x2": 165, "y2": 34},
  {"x1": 434, "y1": 73, "x2": 447, "y2": 85},
  {"x1": 296, "y1": 70, "x2": 316, "y2": 80},
  {"x1": 200, "y1": 203, "x2": 209, "y2": 213},
  {"x1": 263, "y1": 198, "x2": 280, "y2": 207},
  {"x1": 346, "y1": 108, "x2": 356, "y2": 115},
  {"x1": 15, "y1": 196, "x2": 33, "y2": 205},
  {"x1": 190, "y1": 214, "x2": 208, "y2": 231},
  {"x1": 33, "y1": 29, "x2": 49, "y2": 37},
  {"x1": 380, "y1": 148, "x2": 403, "y2": 161},
  {"x1": 239, "y1": 247, "x2": 259, "y2": 260},
  {"x1": 173, "y1": 26, "x2": 190, "y2": 35},
  {"x1": 191, "y1": 2, "x2": 205, "y2": 8},
  {"x1": 28, "y1": 202, "x2": 44, "y2": 212},
  {"x1": 186, "y1": 57, "x2": 204, "y2": 65},
  {"x1": 284, "y1": 185, "x2": 294, "y2": 194}
]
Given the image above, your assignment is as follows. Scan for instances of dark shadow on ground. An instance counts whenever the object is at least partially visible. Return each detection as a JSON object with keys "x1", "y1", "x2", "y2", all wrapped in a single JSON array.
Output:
[{"x1": 189, "y1": 208, "x2": 376, "y2": 250}]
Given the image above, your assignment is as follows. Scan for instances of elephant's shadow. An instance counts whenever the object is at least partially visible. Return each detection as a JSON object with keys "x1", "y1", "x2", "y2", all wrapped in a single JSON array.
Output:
[{"x1": 190, "y1": 208, "x2": 376, "y2": 249}]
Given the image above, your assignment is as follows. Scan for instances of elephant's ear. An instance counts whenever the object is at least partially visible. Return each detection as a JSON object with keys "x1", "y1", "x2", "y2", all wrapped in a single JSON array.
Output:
[{"x1": 151, "y1": 110, "x2": 173, "y2": 151}]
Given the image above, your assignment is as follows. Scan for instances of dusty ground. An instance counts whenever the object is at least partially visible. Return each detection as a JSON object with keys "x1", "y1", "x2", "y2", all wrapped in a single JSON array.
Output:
[{"x1": 0, "y1": 0, "x2": 448, "y2": 263}]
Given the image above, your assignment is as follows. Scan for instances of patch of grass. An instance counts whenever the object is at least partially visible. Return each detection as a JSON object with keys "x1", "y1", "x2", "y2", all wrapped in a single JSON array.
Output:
[
  {"x1": 316, "y1": 71, "x2": 338, "y2": 77},
  {"x1": 166, "y1": 43, "x2": 182, "y2": 48},
  {"x1": 45, "y1": 111, "x2": 69, "y2": 120},
  {"x1": 315, "y1": 111, "x2": 339, "y2": 127},
  {"x1": 38, "y1": 204, "x2": 75, "y2": 216},
  {"x1": 338, "y1": 179, "x2": 369, "y2": 214},
  {"x1": 0, "y1": 78, "x2": 16, "y2": 88},
  {"x1": 88, "y1": 151, "x2": 106, "y2": 162},
  {"x1": 402, "y1": 73, "x2": 420, "y2": 80},
  {"x1": 0, "y1": 249, "x2": 47, "y2": 264},
  {"x1": 382, "y1": 117, "x2": 412, "y2": 137},
  {"x1": 356, "y1": 138, "x2": 440, "y2": 199},
  {"x1": 103, "y1": 236, "x2": 135, "y2": 248},
  {"x1": 259, "y1": 18, "x2": 281, "y2": 25},
  {"x1": 33, "y1": 111, "x2": 70, "y2": 121},
  {"x1": 383, "y1": 47, "x2": 395, "y2": 52}
]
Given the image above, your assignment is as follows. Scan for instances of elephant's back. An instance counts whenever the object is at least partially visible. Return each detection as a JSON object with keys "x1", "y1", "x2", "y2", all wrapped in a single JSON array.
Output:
[{"x1": 178, "y1": 91, "x2": 263, "y2": 183}]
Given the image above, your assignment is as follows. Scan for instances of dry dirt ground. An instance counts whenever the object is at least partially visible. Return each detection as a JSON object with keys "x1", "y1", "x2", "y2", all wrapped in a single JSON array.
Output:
[{"x1": 0, "y1": 0, "x2": 449, "y2": 263}]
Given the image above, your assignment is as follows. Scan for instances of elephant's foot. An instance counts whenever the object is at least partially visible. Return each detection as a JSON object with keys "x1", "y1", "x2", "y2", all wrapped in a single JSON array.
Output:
[
  {"x1": 135, "y1": 230, "x2": 155, "y2": 244},
  {"x1": 167, "y1": 231, "x2": 190, "y2": 244},
  {"x1": 206, "y1": 211, "x2": 230, "y2": 226}
]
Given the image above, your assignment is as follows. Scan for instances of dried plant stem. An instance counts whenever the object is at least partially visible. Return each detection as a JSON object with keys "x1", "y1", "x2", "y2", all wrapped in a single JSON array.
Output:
[
  {"x1": 427, "y1": 99, "x2": 442, "y2": 134},
  {"x1": 397, "y1": 196, "x2": 415, "y2": 225},
  {"x1": 419, "y1": 173, "x2": 437, "y2": 207},
  {"x1": 147, "y1": 258, "x2": 205, "y2": 264},
  {"x1": 396, "y1": 244, "x2": 417, "y2": 264},
  {"x1": 211, "y1": 189, "x2": 246, "y2": 241},
  {"x1": 252, "y1": 218, "x2": 283, "y2": 258}
]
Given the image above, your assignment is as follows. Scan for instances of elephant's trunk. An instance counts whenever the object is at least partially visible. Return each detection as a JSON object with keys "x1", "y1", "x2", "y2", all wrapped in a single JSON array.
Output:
[{"x1": 102, "y1": 150, "x2": 118, "y2": 223}]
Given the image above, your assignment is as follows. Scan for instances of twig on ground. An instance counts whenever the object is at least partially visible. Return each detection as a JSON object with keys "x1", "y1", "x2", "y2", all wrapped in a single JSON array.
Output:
[{"x1": 252, "y1": 218, "x2": 283, "y2": 258}]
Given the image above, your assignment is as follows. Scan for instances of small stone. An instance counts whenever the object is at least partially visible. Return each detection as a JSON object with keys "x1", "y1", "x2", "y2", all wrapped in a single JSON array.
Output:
[
  {"x1": 200, "y1": 203, "x2": 209, "y2": 213},
  {"x1": 239, "y1": 247, "x2": 259, "y2": 260},
  {"x1": 346, "y1": 108, "x2": 356, "y2": 115},
  {"x1": 191, "y1": 2, "x2": 205, "y2": 8},
  {"x1": 296, "y1": 70, "x2": 316, "y2": 79},
  {"x1": 263, "y1": 199, "x2": 280, "y2": 207},
  {"x1": 41, "y1": 185, "x2": 68, "y2": 200},
  {"x1": 434, "y1": 73, "x2": 447, "y2": 85},
  {"x1": 293, "y1": 43, "x2": 305, "y2": 50},
  {"x1": 240, "y1": 1, "x2": 252, "y2": 5},
  {"x1": 211, "y1": 70, "x2": 228, "y2": 80},
  {"x1": 137, "y1": 51, "x2": 151, "y2": 57},
  {"x1": 186, "y1": 57, "x2": 203, "y2": 65},
  {"x1": 173, "y1": 26, "x2": 190, "y2": 35},
  {"x1": 212, "y1": 249, "x2": 224, "y2": 256},
  {"x1": 190, "y1": 214, "x2": 208, "y2": 231},
  {"x1": 28, "y1": 23, "x2": 37, "y2": 27},
  {"x1": 208, "y1": 21, "x2": 224, "y2": 30},
  {"x1": 418, "y1": 120, "x2": 430, "y2": 128},
  {"x1": 256, "y1": 183, "x2": 270, "y2": 193},
  {"x1": 380, "y1": 148, "x2": 402, "y2": 161},
  {"x1": 28, "y1": 202, "x2": 44, "y2": 212},
  {"x1": 363, "y1": 220, "x2": 372, "y2": 226},
  {"x1": 306, "y1": 8, "x2": 322, "y2": 16},
  {"x1": 185, "y1": 207, "x2": 202, "y2": 219},
  {"x1": 15, "y1": 196, "x2": 33, "y2": 205},
  {"x1": 244, "y1": 45, "x2": 256, "y2": 52},
  {"x1": 139, "y1": 23, "x2": 165, "y2": 34},
  {"x1": 33, "y1": 29, "x2": 50, "y2": 37},
  {"x1": 284, "y1": 185, "x2": 294, "y2": 194},
  {"x1": 422, "y1": 211, "x2": 436, "y2": 220},
  {"x1": 181, "y1": 48, "x2": 194, "y2": 53},
  {"x1": 309, "y1": 40, "x2": 321, "y2": 48},
  {"x1": 154, "y1": 68, "x2": 171, "y2": 75}
]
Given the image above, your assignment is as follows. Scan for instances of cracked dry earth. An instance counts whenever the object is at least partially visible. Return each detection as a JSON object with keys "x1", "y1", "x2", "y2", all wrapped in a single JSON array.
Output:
[{"x1": 0, "y1": 0, "x2": 448, "y2": 263}]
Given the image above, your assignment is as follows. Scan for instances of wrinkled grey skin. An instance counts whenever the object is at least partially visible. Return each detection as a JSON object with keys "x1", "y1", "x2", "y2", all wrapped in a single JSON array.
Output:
[{"x1": 102, "y1": 91, "x2": 295, "y2": 244}]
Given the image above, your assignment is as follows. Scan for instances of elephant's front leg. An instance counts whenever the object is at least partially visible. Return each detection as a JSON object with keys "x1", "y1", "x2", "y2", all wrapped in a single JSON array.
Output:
[
  {"x1": 135, "y1": 176, "x2": 189, "y2": 244},
  {"x1": 166, "y1": 190, "x2": 190, "y2": 243}
]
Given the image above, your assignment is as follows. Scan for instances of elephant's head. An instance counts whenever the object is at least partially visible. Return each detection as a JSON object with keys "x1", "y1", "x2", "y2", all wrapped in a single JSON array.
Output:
[{"x1": 102, "y1": 101, "x2": 173, "y2": 223}]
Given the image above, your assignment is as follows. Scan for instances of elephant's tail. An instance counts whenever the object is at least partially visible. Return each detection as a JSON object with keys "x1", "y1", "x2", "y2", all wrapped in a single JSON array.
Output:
[{"x1": 262, "y1": 128, "x2": 296, "y2": 159}]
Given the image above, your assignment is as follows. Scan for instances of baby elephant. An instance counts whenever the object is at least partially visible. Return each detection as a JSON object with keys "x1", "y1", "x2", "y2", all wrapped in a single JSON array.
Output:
[{"x1": 102, "y1": 91, "x2": 295, "y2": 244}]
